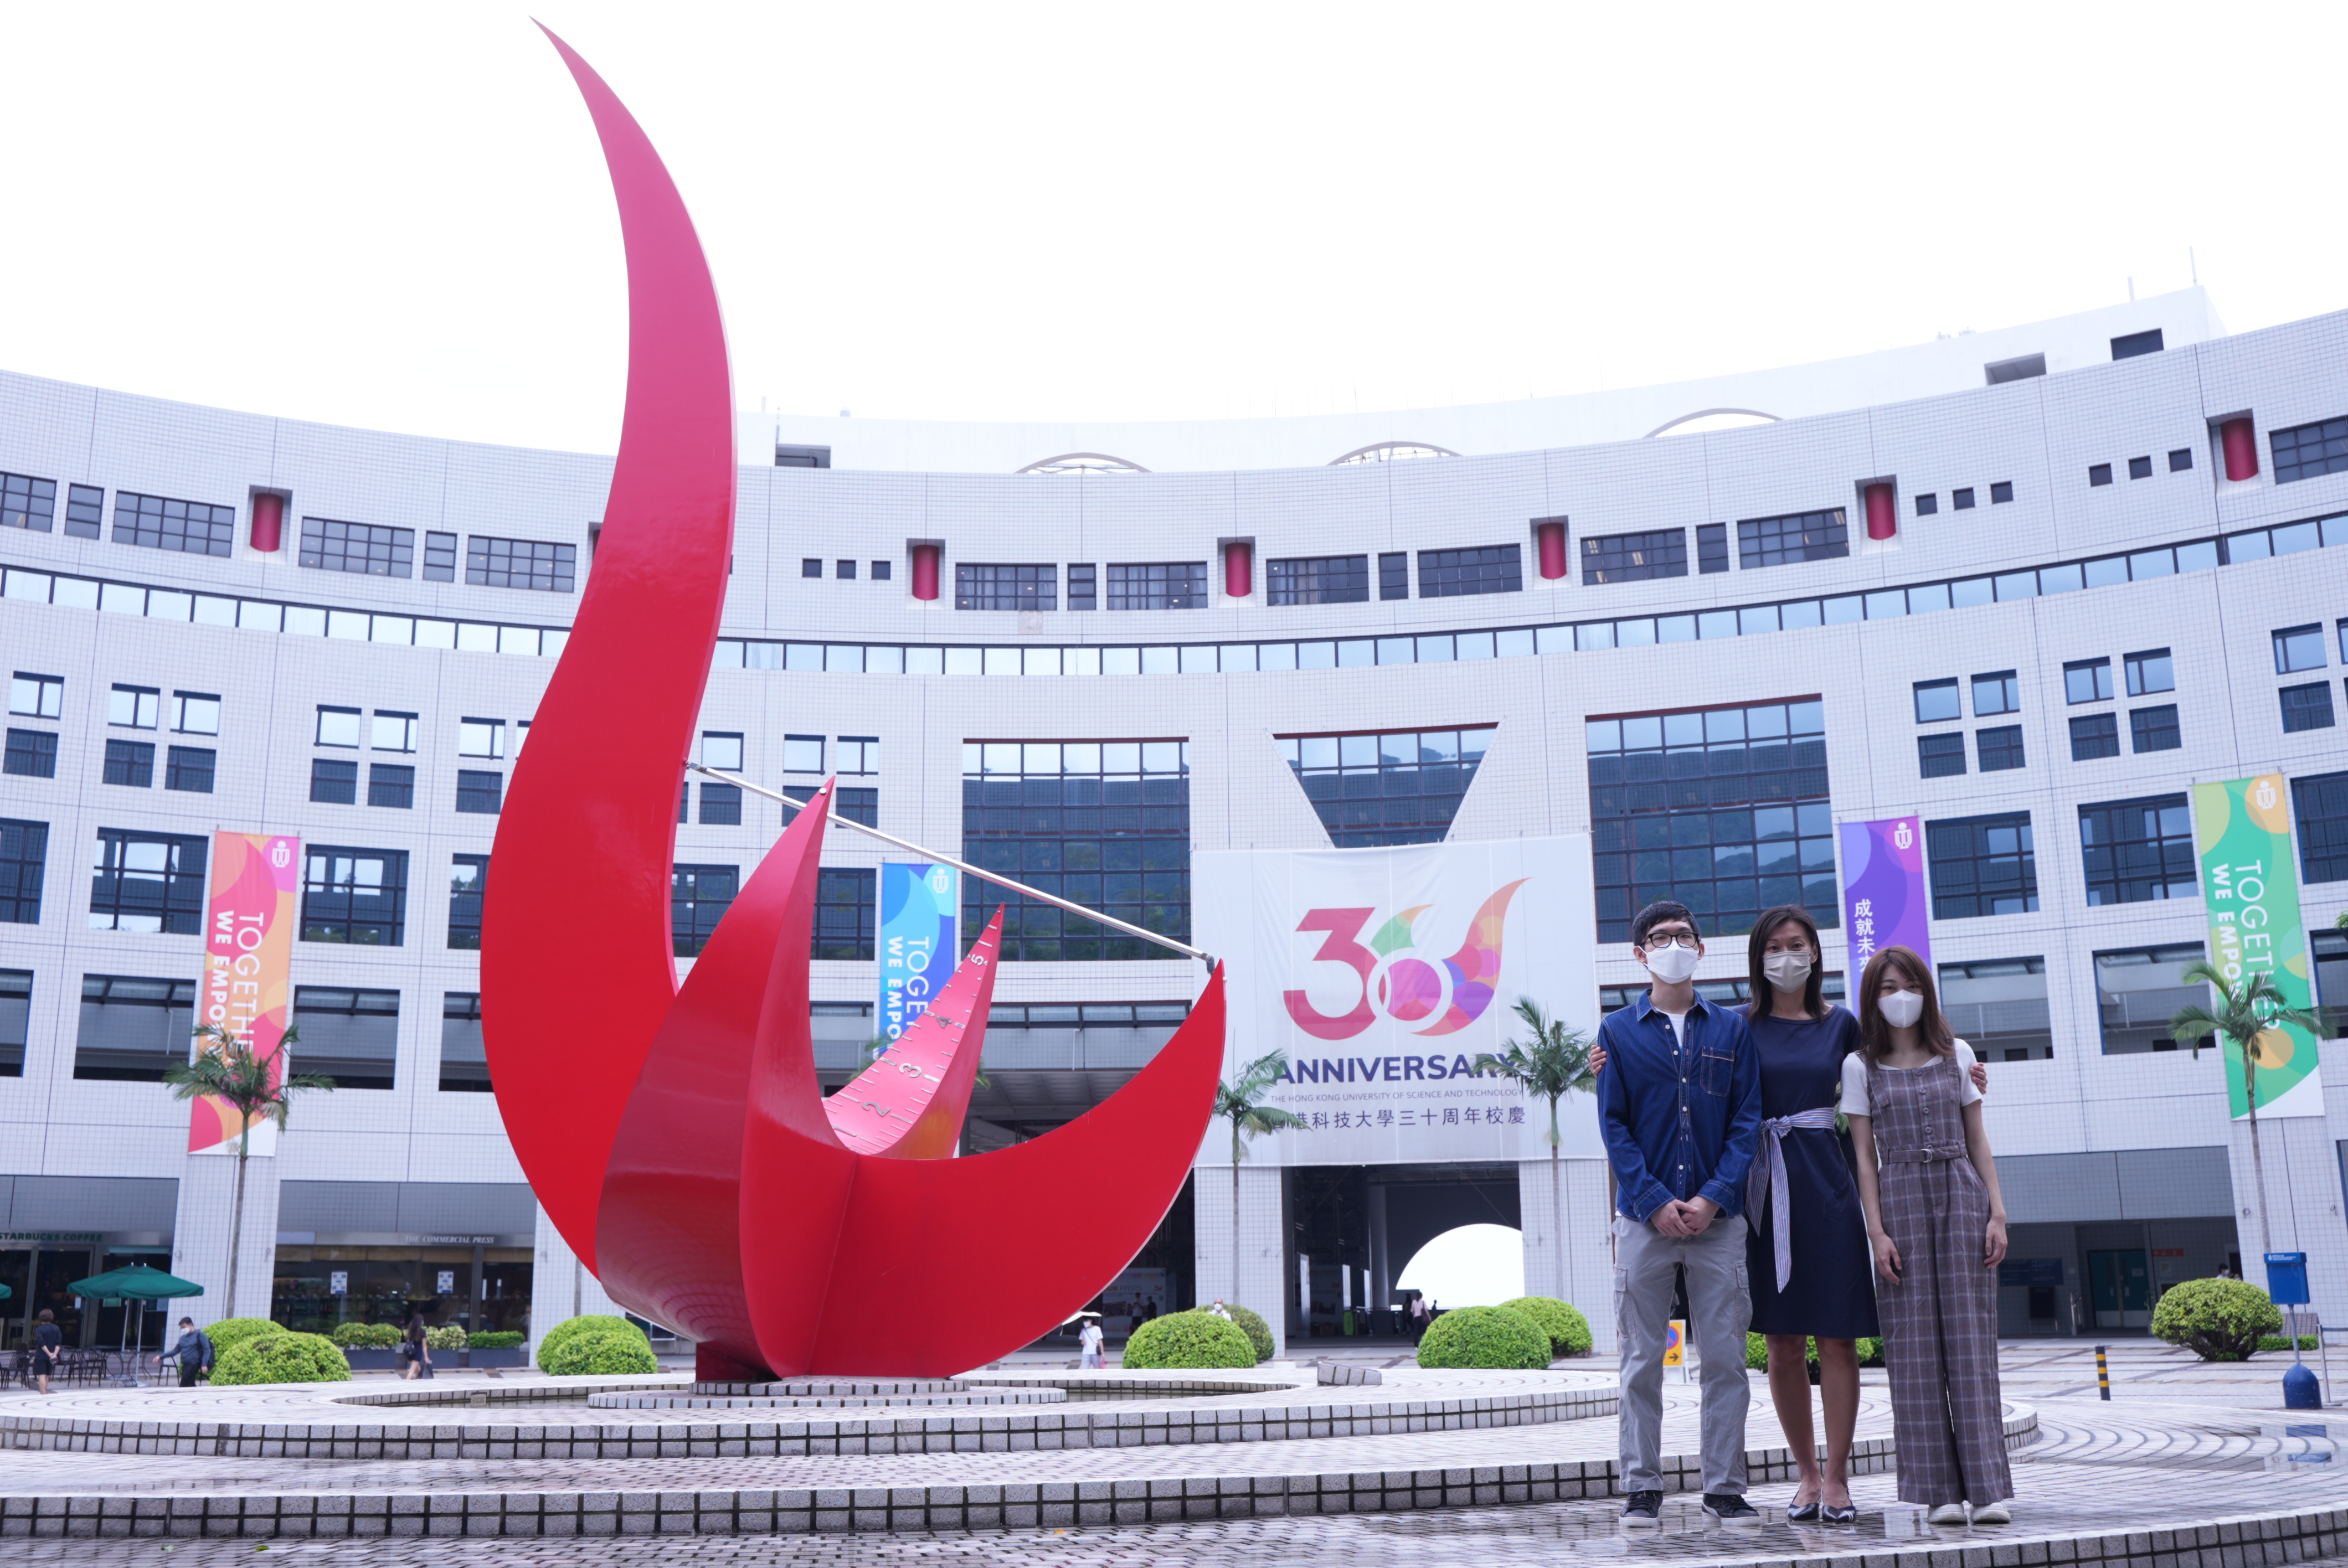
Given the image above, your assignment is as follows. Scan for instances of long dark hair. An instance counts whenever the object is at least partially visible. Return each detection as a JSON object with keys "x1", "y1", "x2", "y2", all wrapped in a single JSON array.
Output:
[
  {"x1": 1746, "y1": 904, "x2": 1825, "y2": 1020},
  {"x1": 1856, "y1": 945, "x2": 1955, "y2": 1060}
]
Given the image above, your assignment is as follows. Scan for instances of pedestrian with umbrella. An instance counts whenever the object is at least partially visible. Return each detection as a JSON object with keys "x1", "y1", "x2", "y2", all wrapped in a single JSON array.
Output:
[{"x1": 64, "y1": 1263, "x2": 204, "y2": 1387}]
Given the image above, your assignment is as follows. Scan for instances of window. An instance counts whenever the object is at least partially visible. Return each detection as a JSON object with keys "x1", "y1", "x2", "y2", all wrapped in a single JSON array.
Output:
[
  {"x1": 298, "y1": 517, "x2": 414, "y2": 577},
  {"x1": 955, "y1": 563, "x2": 1057, "y2": 611},
  {"x1": 316, "y1": 706, "x2": 361, "y2": 747},
  {"x1": 1378, "y1": 553, "x2": 1409, "y2": 600},
  {"x1": 0, "y1": 969, "x2": 25, "y2": 1075},
  {"x1": 2069, "y1": 713, "x2": 2120, "y2": 760},
  {"x1": 1690, "y1": 525, "x2": 1726, "y2": 575},
  {"x1": 2128, "y1": 456, "x2": 2153, "y2": 481},
  {"x1": 1926, "y1": 813, "x2": 2038, "y2": 917},
  {"x1": 2275, "y1": 625, "x2": 2327, "y2": 674},
  {"x1": 439, "y1": 993, "x2": 490, "y2": 1092},
  {"x1": 775, "y1": 443, "x2": 831, "y2": 468},
  {"x1": 672, "y1": 864, "x2": 738, "y2": 957},
  {"x1": 102, "y1": 740, "x2": 155, "y2": 788},
  {"x1": 112, "y1": 491, "x2": 235, "y2": 557},
  {"x1": 164, "y1": 746, "x2": 215, "y2": 794},
  {"x1": 2089, "y1": 464, "x2": 2113, "y2": 487},
  {"x1": 90, "y1": 829, "x2": 207, "y2": 932},
  {"x1": 837, "y1": 736, "x2": 879, "y2": 775},
  {"x1": 309, "y1": 758, "x2": 357, "y2": 804},
  {"x1": 448, "y1": 855, "x2": 488, "y2": 948},
  {"x1": 1106, "y1": 562, "x2": 1208, "y2": 610},
  {"x1": 2273, "y1": 416, "x2": 2348, "y2": 484},
  {"x1": 367, "y1": 763, "x2": 415, "y2": 808},
  {"x1": 1918, "y1": 734, "x2": 1966, "y2": 778},
  {"x1": 0, "y1": 472, "x2": 56, "y2": 532},
  {"x1": 302, "y1": 847, "x2": 409, "y2": 945},
  {"x1": 698, "y1": 782, "x2": 741, "y2": 825},
  {"x1": 701, "y1": 732, "x2": 744, "y2": 772},
  {"x1": 2094, "y1": 944, "x2": 2207, "y2": 1053},
  {"x1": 2315, "y1": 932, "x2": 2348, "y2": 1037},
  {"x1": 466, "y1": 535, "x2": 576, "y2": 591},
  {"x1": 72, "y1": 974, "x2": 195, "y2": 1081},
  {"x1": 2112, "y1": 328, "x2": 2165, "y2": 360},
  {"x1": 872, "y1": 559, "x2": 892, "y2": 582},
  {"x1": 0, "y1": 820, "x2": 47, "y2": 925},
  {"x1": 1972, "y1": 670, "x2": 2019, "y2": 716},
  {"x1": 4, "y1": 731, "x2": 56, "y2": 779},
  {"x1": 2065, "y1": 658, "x2": 2114, "y2": 704},
  {"x1": 1914, "y1": 678, "x2": 1960, "y2": 724},
  {"x1": 801, "y1": 558, "x2": 822, "y2": 579},
  {"x1": 1953, "y1": 487, "x2": 1976, "y2": 510},
  {"x1": 1067, "y1": 564, "x2": 1096, "y2": 610},
  {"x1": 1265, "y1": 555, "x2": 1369, "y2": 606},
  {"x1": 1740, "y1": 510, "x2": 1852, "y2": 568},
  {"x1": 790, "y1": 785, "x2": 877, "y2": 827},
  {"x1": 2281, "y1": 683, "x2": 2336, "y2": 733},
  {"x1": 2124, "y1": 648, "x2": 2173, "y2": 696},
  {"x1": 372, "y1": 711, "x2": 418, "y2": 752},
  {"x1": 10, "y1": 673, "x2": 61, "y2": 719},
  {"x1": 458, "y1": 718, "x2": 506, "y2": 759},
  {"x1": 836, "y1": 559, "x2": 856, "y2": 580},
  {"x1": 172, "y1": 692, "x2": 219, "y2": 735},
  {"x1": 1916, "y1": 493, "x2": 1939, "y2": 517},
  {"x1": 1939, "y1": 957, "x2": 2052, "y2": 1060},
  {"x1": 421, "y1": 532, "x2": 457, "y2": 582},
  {"x1": 813, "y1": 866, "x2": 877, "y2": 961},
  {"x1": 289, "y1": 987, "x2": 399, "y2": 1090},
  {"x1": 110, "y1": 685, "x2": 159, "y2": 729},
  {"x1": 1280, "y1": 728, "x2": 1494, "y2": 848},
  {"x1": 1583, "y1": 529, "x2": 1687, "y2": 584},
  {"x1": 783, "y1": 735, "x2": 823, "y2": 773},
  {"x1": 2169, "y1": 448, "x2": 2194, "y2": 473},
  {"x1": 1602, "y1": 976, "x2": 1847, "y2": 1017},
  {"x1": 64, "y1": 483, "x2": 102, "y2": 538},
  {"x1": 1418, "y1": 545, "x2": 1522, "y2": 597},
  {"x1": 1976, "y1": 725, "x2": 2025, "y2": 772},
  {"x1": 2130, "y1": 705, "x2": 2181, "y2": 753},
  {"x1": 1585, "y1": 700, "x2": 1835, "y2": 944},
  {"x1": 1985, "y1": 353, "x2": 2046, "y2": 384},
  {"x1": 455, "y1": 770, "x2": 503, "y2": 814},
  {"x1": 1990, "y1": 481, "x2": 2014, "y2": 504},
  {"x1": 2079, "y1": 795, "x2": 2196, "y2": 906},
  {"x1": 962, "y1": 740, "x2": 1192, "y2": 961}
]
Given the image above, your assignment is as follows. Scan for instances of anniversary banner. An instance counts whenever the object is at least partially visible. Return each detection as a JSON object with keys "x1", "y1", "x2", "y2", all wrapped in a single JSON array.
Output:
[
  {"x1": 190, "y1": 831, "x2": 300, "y2": 1157},
  {"x1": 2192, "y1": 773, "x2": 2324, "y2": 1120},
  {"x1": 877, "y1": 860, "x2": 960, "y2": 1045},
  {"x1": 1192, "y1": 835, "x2": 1597, "y2": 1166}
]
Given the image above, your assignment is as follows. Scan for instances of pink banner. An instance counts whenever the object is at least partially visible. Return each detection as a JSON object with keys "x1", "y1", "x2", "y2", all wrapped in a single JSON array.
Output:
[{"x1": 189, "y1": 833, "x2": 301, "y2": 1155}]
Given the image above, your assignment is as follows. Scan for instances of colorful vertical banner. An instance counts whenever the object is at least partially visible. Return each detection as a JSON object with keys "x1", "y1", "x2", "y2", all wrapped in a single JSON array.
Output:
[
  {"x1": 878, "y1": 861, "x2": 960, "y2": 1045},
  {"x1": 1838, "y1": 816, "x2": 1930, "y2": 978},
  {"x1": 190, "y1": 832, "x2": 301, "y2": 1156},
  {"x1": 2193, "y1": 774, "x2": 2324, "y2": 1120}
]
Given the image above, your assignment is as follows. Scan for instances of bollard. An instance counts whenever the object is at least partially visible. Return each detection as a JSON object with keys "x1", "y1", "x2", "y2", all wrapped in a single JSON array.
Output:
[{"x1": 2095, "y1": 1344, "x2": 2110, "y2": 1401}]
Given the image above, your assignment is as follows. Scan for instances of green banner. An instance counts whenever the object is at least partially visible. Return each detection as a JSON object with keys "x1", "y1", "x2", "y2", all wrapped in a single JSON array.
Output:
[{"x1": 2192, "y1": 773, "x2": 2325, "y2": 1120}]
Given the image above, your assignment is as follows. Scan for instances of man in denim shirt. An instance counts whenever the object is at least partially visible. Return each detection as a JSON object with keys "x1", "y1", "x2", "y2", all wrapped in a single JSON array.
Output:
[{"x1": 1598, "y1": 899, "x2": 1763, "y2": 1524}]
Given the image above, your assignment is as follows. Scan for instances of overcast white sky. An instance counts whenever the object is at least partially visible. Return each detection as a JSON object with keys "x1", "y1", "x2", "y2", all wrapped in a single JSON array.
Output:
[{"x1": 3, "y1": 4, "x2": 2343, "y2": 456}]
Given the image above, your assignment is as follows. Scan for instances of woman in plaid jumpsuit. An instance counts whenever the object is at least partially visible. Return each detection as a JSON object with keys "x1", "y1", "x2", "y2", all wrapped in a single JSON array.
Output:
[{"x1": 1845, "y1": 945, "x2": 2014, "y2": 1525}]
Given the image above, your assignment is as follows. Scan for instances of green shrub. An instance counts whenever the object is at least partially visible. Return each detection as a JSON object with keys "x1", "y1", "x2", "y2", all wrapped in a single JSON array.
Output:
[
  {"x1": 424, "y1": 1324, "x2": 468, "y2": 1350},
  {"x1": 2259, "y1": 1334, "x2": 2320, "y2": 1352},
  {"x1": 1500, "y1": 1296, "x2": 1592, "y2": 1358},
  {"x1": 1220, "y1": 1304, "x2": 1274, "y2": 1363},
  {"x1": 2151, "y1": 1277, "x2": 2283, "y2": 1361},
  {"x1": 211, "y1": 1330, "x2": 352, "y2": 1386},
  {"x1": 1415, "y1": 1306, "x2": 1551, "y2": 1370},
  {"x1": 1857, "y1": 1336, "x2": 1884, "y2": 1367},
  {"x1": 470, "y1": 1331, "x2": 524, "y2": 1350},
  {"x1": 328, "y1": 1322, "x2": 401, "y2": 1349},
  {"x1": 1745, "y1": 1332, "x2": 1885, "y2": 1369},
  {"x1": 537, "y1": 1316, "x2": 658, "y2": 1376},
  {"x1": 536, "y1": 1313, "x2": 639, "y2": 1371},
  {"x1": 1120, "y1": 1311, "x2": 1257, "y2": 1369},
  {"x1": 204, "y1": 1317, "x2": 282, "y2": 1357}
]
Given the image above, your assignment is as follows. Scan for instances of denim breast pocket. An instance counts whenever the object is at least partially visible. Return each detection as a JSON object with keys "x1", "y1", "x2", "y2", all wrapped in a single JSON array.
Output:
[{"x1": 1699, "y1": 1048, "x2": 1734, "y2": 1095}]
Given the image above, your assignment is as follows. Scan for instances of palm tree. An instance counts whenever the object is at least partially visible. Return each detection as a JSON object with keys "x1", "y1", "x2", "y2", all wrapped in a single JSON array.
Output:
[
  {"x1": 163, "y1": 1024, "x2": 334, "y2": 1316},
  {"x1": 2169, "y1": 963, "x2": 2330, "y2": 1261},
  {"x1": 1474, "y1": 998, "x2": 1597, "y2": 1298},
  {"x1": 1215, "y1": 1051, "x2": 1306, "y2": 1300}
]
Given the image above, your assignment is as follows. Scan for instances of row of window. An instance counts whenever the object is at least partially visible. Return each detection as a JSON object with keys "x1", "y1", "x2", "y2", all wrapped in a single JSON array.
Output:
[
  {"x1": 952, "y1": 548, "x2": 1523, "y2": 612},
  {"x1": 2, "y1": 567, "x2": 570, "y2": 656},
  {"x1": 2088, "y1": 450, "x2": 2196, "y2": 487},
  {"x1": 8, "y1": 674, "x2": 219, "y2": 733},
  {"x1": 802, "y1": 559, "x2": 894, "y2": 582},
  {"x1": 1912, "y1": 483, "x2": 2015, "y2": 516}
]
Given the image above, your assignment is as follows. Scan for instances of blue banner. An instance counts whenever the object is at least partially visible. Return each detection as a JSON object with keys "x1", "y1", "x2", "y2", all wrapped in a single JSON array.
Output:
[{"x1": 878, "y1": 862, "x2": 960, "y2": 1045}]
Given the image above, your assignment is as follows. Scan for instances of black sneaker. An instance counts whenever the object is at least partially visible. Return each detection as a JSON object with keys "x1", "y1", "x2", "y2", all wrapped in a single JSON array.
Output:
[
  {"x1": 1620, "y1": 1490, "x2": 1663, "y2": 1526},
  {"x1": 1703, "y1": 1493, "x2": 1760, "y2": 1523}
]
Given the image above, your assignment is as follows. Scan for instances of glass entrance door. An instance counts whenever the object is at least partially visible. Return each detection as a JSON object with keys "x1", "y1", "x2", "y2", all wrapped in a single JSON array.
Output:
[{"x1": 2088, "y1": 1249, "x2": 2152, "y2": 1329}]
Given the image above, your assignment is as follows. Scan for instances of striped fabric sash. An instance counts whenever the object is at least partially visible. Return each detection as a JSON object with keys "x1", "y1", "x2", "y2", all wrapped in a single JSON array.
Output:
[{"x1": 1745, "y1": 1106, "x2": 1841, "y2": 1293}]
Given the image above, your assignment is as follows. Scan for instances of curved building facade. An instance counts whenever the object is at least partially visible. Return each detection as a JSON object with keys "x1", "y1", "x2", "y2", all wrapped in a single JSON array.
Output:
[{"x1": 1, "y1": 294, "x2": 2345, "y2": 1354}]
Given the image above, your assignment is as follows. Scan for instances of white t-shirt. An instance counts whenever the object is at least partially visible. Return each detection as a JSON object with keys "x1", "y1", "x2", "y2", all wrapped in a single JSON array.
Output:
[
  {"x1": 1839, "y1": 1040, "x2": 1981, "y2": 1117},
  {"x1": 1659, "y1": 1009, "x2": 1688, "y2": 1053}
]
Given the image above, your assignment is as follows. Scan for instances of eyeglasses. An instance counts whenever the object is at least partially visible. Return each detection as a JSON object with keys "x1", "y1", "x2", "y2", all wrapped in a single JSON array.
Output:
[{"x1": 1641, "y1": 932, "x2": 1700, "y2": 950}]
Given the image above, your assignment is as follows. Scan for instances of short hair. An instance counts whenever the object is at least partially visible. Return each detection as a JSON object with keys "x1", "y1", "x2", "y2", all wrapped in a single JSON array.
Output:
[
  {"x1": 179, "y1": 1317, "x2": 195, "y2": 1327},
  {"x1": 35, "y1": 1308, "x2": 52, "y2": 1324},
  {"x1": 1630, "y1": 900, "x2": 1699, "y2": 948}
]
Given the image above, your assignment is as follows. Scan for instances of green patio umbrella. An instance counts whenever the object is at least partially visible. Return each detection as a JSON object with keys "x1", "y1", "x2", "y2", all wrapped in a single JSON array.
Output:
[{"x1": 67, "y1": 1264, "x2": 204, "y2": 1377}]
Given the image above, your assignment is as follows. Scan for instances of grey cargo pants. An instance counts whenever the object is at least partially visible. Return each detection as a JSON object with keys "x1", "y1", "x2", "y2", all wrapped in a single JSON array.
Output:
[{"x1": 1614, "y1": 1210, "x2": 1753, "y2": 1495}]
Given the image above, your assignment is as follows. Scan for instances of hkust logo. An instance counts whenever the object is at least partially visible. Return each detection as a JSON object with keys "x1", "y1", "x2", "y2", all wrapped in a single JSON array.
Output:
[{"x1": 1282, "y1": 879, "x2": 1529, "y2": 1047}]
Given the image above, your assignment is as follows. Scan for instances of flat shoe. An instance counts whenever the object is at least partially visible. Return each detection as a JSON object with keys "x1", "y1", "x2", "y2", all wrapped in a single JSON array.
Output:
[
  {"x1": 1971, "y1": 1501, "x2": 2012, "y2": 1524},
  {"x1": 1820, "y1": 1503, "x2": 1858, "y2": 1524},
  {"x1": 1786, "y1": 1501, "x2": 1820, "y2": 1521},
  {"x1": 1927, "y1": 1503, "x2": 1968, "y2": 1525}
]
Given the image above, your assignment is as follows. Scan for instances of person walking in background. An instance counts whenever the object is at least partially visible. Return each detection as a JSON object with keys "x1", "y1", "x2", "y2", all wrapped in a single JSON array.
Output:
[
  {"x1": 400, "y1": 1312, "x2": 431, "y2": 1380},
  {"x1": 1846, "y1": 945, "x2": 2014, "y2": 1526},
  {"x1": 30, "y1": 1308, "x2": 61, "y2": 1395},
  {"x1": 1597, "y1": 900, "x2": 1763, "y2": 1526},
  {"x1": 156, "y1": 1316, "x2": 213, "y2": 1388},
  {"x1": 1077, "y1": 1316, "x2": 1106, "y2": 1369},
  {"x1": 1207, "y1": 1298, "x2": 1233, "y2": 1321}
]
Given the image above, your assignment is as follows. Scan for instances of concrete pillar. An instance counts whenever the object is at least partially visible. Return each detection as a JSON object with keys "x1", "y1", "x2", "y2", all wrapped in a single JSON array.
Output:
[
  {"x1": 1517, "y1": 1155, "x2": 1615, "y2": 1350},
  {"x1": 168, "y1": 1149, "x2": 283, "y2": 1324},
  {"x1": 529, "y1": 1201, "x2": 625, "y2": 1354},
  {"x1": 1191, "y1": 1164, "x2": 1288, "y2": 1357},
  {"x1": 2228, "y1": 1116, "x2": 2346, "y2": 1324}
]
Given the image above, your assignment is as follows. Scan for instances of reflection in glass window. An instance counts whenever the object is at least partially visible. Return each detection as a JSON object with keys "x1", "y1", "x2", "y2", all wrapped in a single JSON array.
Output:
[
  {"x1": 961, "y1": 740, "x2": 1190, "y2": 961},
  {"x1": 2094, "y1": 944, "x2": 2207, "y2": 1052},
  {"x1": 673, "y1": 864, "x2": 738, "y2": 957},
  {"x1": 2078, "y1": 796, "x2": 2196, "y2": 906},
  {"x1": 447, "y1": 855, "x2": 487, "y2": 949},
  {"x1": 90, "y1": 829, "x2": 207, "y2": 932},
  {"x1": 1279, "y1": 728, "x2": 1494, "y2": 848},
  {"x1": 301, "y1": 847, "x2": 409, "y2": 945},
  {"x1": 1938, "y1": 957, "x2": 2051, "y2": 1060},
  {"x1": 1925, "y1": 813, "x2": 2037, "y2": 917}
]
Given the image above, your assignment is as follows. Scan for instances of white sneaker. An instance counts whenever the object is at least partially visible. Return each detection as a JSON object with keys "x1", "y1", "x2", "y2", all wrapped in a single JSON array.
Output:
[
  {"x1": 1971, "y1": 1500, "x2": 2012, "y2": 1525},
  {"x1": 1927, "y1": 1503, "x2": 1968, "y2": 1525}
]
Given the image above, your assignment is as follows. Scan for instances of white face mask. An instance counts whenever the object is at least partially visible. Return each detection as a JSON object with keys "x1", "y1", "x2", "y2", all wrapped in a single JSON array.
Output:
[
  {"x1": 1763, "y1": 951, "x2": 1813, "y2": 989},
  {"x1": 1642, "y1": 940, "x2": 1701, "y2": 985},
  {"x1": 1878, "y1": 989, "x2": 1925, "y2": 1029}
]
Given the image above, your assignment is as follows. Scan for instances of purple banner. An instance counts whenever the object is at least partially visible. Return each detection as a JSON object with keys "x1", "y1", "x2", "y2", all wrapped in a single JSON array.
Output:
[{"x1": 1838, "y1": 816, "x2": 1930, "y2": 977}]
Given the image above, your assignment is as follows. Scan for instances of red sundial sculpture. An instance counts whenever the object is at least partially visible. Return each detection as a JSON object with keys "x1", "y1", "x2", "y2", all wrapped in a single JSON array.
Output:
[{"x1": 481, "y1": 29, "x2": 1226, "y2": 1382}]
